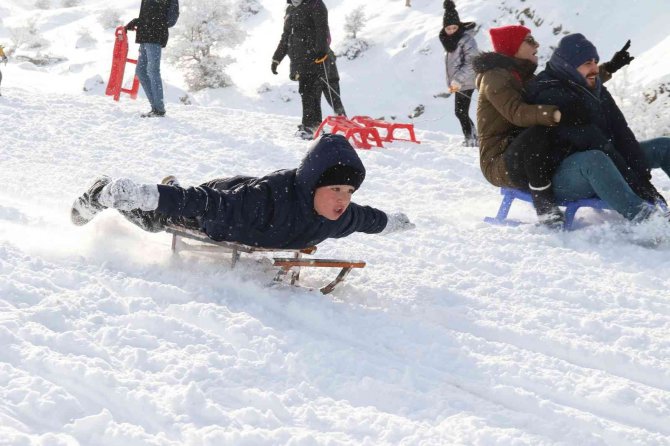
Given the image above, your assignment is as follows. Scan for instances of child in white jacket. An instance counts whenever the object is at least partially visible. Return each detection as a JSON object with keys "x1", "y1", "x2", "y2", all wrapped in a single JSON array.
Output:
[{"x1": 439, "y1": 1, "x2": 480, "y2": 147}]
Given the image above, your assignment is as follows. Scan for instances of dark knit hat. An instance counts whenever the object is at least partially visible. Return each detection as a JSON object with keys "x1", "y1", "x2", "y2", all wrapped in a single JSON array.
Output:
[
  {"x1": 554, "y1": 33, "x2": 599, "y2": 68},
  {"x1": 443, "y1": 0, "x2": 461, "y2": 27},
  {"x1": 489, "y1": 25, "x2": 531, "y2": 57},
  {"x1": 315, "y1": 164, "x2": 365, "y2": 190}
]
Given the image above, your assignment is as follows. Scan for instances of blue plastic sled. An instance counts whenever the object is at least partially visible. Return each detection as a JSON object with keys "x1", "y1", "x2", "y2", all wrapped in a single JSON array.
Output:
[{"x1": 484, "y1": 188, "x2": 613, "y2": 230}]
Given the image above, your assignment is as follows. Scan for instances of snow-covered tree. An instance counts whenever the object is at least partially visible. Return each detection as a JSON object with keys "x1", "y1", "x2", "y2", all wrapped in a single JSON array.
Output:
[
  {"x1": 167, "y1": 0, "x2": 245, "y2": 91},
  {"x1": 344, "y1": 6, "x2": 366, "y2": 39},
  {"x1": 61, "y1": 0, "x2": 81, "y2": 7}
]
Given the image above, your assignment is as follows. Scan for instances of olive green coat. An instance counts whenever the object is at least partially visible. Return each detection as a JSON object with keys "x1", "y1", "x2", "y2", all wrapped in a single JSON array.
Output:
[{"x1": 473, "y1": 52, "x2": 558, "y2": 188}]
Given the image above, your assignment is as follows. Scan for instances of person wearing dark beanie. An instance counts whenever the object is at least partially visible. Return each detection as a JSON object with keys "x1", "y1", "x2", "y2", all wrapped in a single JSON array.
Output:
[
  {"x1": 70, "y1": 134, "x2": 415, "y2": 250},
  {"x1": 438, "y1": 0, "x2": 480, "y2": 147},
  {"x1": 523, "y1": 34, "x2": 670, "y2": 224}
]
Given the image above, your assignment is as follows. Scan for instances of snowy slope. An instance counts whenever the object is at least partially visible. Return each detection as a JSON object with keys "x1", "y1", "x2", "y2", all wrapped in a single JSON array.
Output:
[{"x1": 1, "y1": 1, "x2": 670, "y2": 445}]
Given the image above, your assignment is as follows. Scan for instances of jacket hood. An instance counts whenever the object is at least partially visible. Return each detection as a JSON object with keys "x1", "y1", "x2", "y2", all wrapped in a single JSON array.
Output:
[{"x1": 295, "y1": 134, "x2": 366, "y2": 198}]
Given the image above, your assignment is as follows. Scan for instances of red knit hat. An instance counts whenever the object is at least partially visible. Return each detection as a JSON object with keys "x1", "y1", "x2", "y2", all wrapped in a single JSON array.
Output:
[{"x1": 489, "y1": 25, "x2": 531, "y2": 57}]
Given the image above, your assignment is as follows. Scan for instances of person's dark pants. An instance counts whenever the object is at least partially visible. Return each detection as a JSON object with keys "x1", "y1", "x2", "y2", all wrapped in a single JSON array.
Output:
[
  {"x1": 117, "y1": 177, "x2": 241, "y2": 233},
  {"x1": 503, "y1": 126, "x2": 561, "y2": 190},
  {"x1": 299, "y1": 71, "x2": 323, "y2": 131},
  {"x1": 322, "y1": 79, "x2": 346, "y2": 116},
  {"x1": 455, "y1": 89, "x2": 475, "y2": 139},
  {"x1": 136, "y1": 43, "x2": 165, "y2": 113}
]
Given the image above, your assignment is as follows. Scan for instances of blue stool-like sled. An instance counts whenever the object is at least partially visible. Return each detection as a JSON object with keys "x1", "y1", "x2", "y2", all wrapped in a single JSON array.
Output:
[{"x1": 484, "y1": 188, "x2": 612, "y2": 230}]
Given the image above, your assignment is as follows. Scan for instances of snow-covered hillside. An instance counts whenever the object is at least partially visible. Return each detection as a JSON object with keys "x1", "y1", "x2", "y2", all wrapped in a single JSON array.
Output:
[{"x1": 1, "y1": 1, "x2": 670, "y2": 445}]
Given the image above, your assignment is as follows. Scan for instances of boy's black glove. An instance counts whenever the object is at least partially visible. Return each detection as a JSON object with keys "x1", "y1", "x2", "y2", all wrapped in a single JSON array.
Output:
[
  {"x1": 271, "y1": 60, "x2": 279, "y2": 75},
  {"x1": 603, "y1": 40, "x2": 634, "y2": 74},
  {"x1": 125, "y1": 18, "x2": 139, "y2": 31}
]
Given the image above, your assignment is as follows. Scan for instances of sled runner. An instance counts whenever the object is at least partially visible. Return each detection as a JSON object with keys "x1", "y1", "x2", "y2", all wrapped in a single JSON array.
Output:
[
  {"x1": 165, "y1": 225, "x2": 365, "y2": 294},
  {"x1": 105, "y1": 26, "x2": 140, "y2": 101},
  {"x1": 484, "y1": 187, "x2": 612, "y2": 230}
]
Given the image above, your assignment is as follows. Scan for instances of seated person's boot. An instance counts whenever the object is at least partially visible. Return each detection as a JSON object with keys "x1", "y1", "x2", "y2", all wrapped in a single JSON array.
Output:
[{"x1": 530, "y1": 183, "x2": 565, "y2": 229}]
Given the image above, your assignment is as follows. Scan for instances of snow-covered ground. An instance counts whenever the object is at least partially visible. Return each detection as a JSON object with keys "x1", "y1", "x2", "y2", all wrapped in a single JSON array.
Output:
[{"x1": 1, "y1": 1, "x2": 670, "y2": 445}]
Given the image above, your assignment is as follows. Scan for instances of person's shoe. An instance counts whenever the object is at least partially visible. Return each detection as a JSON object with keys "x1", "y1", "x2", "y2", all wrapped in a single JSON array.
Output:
[
  {"x1": 161, "y1": 175, "x2": 180, "y2": 187},
  {"x1": 141, "y1": 109, "x2": 166, "y2": 118},
  {"x1": 295, "y1": 125, "x2": 315, "y2": 140},
  {"x1": 537, "y1": 208, "x2": 565, "y2": 230},
  {"x1": 71, "y1": 176, "x2": 112, "y2": 226},
  {"x1": 530, "y1": 184, "x2": 565, "y2": 229}
]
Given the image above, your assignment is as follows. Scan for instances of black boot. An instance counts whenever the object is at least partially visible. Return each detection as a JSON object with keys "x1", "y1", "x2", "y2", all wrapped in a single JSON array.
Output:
[
  {"x1": 529, "y1": 184, "x2": 565, "y2": 229},
  {"x1": 71, "y1": 176, "x2": 112, "y2": 226}
]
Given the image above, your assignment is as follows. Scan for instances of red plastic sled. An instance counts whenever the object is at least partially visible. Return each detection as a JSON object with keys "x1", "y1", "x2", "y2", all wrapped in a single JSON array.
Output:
[{"x1": 105, "y1": 26, "x2": 140, "y2": 101}]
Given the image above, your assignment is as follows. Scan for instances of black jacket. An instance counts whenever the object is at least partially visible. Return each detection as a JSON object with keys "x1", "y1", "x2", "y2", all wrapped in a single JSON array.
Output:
[
  {"x1": 156, "y1": 134, "x2": 388, "y2": 249},
  {"x1": 272, "y1": 0, "x2": 331, "y2": 80},
  {"x1": 134, "y1": 0, "x2": 179, "y2": 48},
  {"x1": 525, "y1": 60, "x2": 650, "y2": 185}
]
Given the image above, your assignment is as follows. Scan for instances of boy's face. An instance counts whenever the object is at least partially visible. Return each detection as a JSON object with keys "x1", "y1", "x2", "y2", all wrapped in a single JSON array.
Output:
[{"x1": 313, "y1": 185, "x2": 355, "y2": 220}]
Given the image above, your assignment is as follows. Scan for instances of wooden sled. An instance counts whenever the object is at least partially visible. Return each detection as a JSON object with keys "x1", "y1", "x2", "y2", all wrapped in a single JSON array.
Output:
[{"x1": 165, "y1": 225, "x2": 365, "y2": 294}]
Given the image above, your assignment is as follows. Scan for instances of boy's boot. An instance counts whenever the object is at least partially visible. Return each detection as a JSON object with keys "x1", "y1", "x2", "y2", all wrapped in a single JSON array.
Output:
[
  {"x1": 529, "y1": 183, "x2": 565, "y2": 229},
  {"x1": 71, "y1": 176, "x2": 112, "y2": 226}
]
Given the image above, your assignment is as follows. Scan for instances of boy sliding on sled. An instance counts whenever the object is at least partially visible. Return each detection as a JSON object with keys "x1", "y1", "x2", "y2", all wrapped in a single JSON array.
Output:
[{"x1": 71, "y1": 134, "x2": 415, "y2": 249}]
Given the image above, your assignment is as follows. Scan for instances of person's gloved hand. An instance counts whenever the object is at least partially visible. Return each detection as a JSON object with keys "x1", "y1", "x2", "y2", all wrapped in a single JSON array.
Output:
[
  {"x1": 125, "y1": 18, "x2": 139, "y2": 31},
  {"x1": 271, "y1": 60, "x2": 279, "y2": 75},
  {"x1": 603, "y1": 40, "x2": 634, "y2": 74},
  {"x1": 98, "y1": 178, "x2": 160, "y2": 211},
  {"x1": 380, "y1": 212, "x2": 416, "y2": 235},
  {"x1": 448, "y1": 81, "x2": 461, "y2": 94},
  {"x1": 558, "y1": 101, "x2": 591, "y2": 126},
  {"x1": 314, "y1": 54, "x2": 328, "y2": 64}
]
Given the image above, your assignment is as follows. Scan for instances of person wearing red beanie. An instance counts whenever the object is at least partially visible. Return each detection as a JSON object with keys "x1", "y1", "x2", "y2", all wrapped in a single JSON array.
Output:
[
  {"x1": 489, "y1": 25, "x2": 531, "y2": 58},
  {"x1": 472, "y1": 26, "x2": 565, "y2": 226}
]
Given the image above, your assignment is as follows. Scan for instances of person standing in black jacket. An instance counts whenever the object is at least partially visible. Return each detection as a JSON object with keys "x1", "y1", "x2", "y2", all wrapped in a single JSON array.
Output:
[
  {"x1": 271, "y1": 0, "x2": 333, "y2": 139},
  {"x1": 125, "y1": 0, "x2": 179, "y2": 118}
]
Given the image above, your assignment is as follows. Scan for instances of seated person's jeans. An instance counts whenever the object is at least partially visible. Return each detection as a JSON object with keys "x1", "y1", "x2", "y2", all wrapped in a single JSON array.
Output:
[{"x1": 552, "y1": 137, "x2": 670, "y2": 220}]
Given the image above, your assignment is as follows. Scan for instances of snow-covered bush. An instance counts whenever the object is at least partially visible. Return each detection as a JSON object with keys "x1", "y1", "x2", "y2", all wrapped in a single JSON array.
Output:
[
  {"x1": 98, "y1": 8, "x2": 123, "y2": 29},
  {"x1": 75, "y1": 29, "x2": 97, "y2": 49},
  {"x1": 61, "y1": 0, "x2": 81, "y2": 7},
  {"x1": 167, "y1": 0, "x2": 245, "y2": 91},
  {"x1": 9, "y1": 19, "x2": 49, "y2": 50},
  {"x1": 337, "y1": 38, "x2": 369, "y2": 60},
  {"x1": 35, "y1": 0, "x2": 51, "y2": 9}
]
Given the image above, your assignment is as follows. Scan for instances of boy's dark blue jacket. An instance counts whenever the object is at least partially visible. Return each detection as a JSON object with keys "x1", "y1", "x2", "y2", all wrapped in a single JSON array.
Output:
[
  {"x1": 525, "y1": 54, "x2": 650, "y2": 183},
  {"x1": 156, "y1": 134, "x2": 388, "y2": 249}
]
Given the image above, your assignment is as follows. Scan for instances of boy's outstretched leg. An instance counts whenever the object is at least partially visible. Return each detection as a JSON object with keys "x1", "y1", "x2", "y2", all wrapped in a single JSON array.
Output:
[{"x1": 71, "y1": 176, "x2": 112, "y2": 226}]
